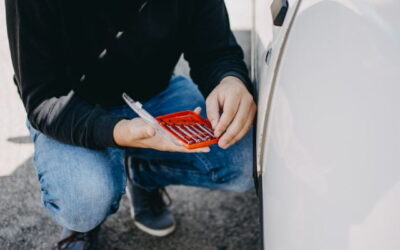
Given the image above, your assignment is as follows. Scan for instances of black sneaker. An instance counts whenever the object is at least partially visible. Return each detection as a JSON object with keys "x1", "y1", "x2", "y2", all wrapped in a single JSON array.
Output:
[
  {"x1": 56, "y1": 226, "x2": 100, "y2": 250},
  {"x1": 126, "y1": 182, "x2": 176, "y2": 237}
]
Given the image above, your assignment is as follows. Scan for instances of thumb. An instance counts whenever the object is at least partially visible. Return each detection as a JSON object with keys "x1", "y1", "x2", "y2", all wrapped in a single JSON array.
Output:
[
  {"x1": 130, "y1": 121, "x2": 156, "y2": 140},
  {"x1": 193, "y1": 106, "x2": 202, "y2": 115}
]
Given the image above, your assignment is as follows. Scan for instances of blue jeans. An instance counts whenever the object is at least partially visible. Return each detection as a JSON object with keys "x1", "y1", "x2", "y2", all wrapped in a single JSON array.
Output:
[{"x1": 27, "y1": 76, "x2": 254, "y2": 232}]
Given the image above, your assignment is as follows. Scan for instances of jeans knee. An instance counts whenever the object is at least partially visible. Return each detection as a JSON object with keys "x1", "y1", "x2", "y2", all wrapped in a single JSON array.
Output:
[
  {"x1": 43, "y1": 176, "x2": 123, "y2": 232},
  {"x1": 226, "y1": 173, "x2": 255, "y2": 192},
  {"x1": 225, "y1": 170, "x2": 254, "y2": 192},
  {"x1": 44, "y1": 200, "x2": 103, "y2": 232},
  {"x1": 210, "y1": 163, "x2": 254, "y2": 192}
]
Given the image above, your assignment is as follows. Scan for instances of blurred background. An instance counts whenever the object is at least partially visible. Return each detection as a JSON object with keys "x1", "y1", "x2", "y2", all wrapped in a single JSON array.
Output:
[{"x1": 0, "y1": 1, "x2": 261, "y2": 249}]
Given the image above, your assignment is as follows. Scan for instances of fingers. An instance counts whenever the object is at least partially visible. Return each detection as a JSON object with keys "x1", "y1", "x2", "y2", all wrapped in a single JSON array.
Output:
[
  {"x1": 217, "y1": 97, "x2": 248, "y2": 148},
  {"x1": 220, "y1": 105, "x2": 255, "y2": 149},
  {"x1": 166, "y1": 137, "x2": 210, "y2": 153},
  {"x1": 160, "y1": 138, "x2": 211, "y2": 153},
  {"x1": 214, "y1": 95, "x2": 240, "y2": 137},
  {"x1": 193, "y1": 106, "x2": 202, "y2": 115},
  {"x1": 231, "y1": 113, "x2": 254, "y2": 145},
  {"x1": 218, "y1": 96, "x2": 256, "y2": 149},
  {"x1": 169, "y1": 145, "x2": 210, "y2": 153},
  {"x1": 181, "y1": 146, "x2": 210, "y2": 153},
  {"x1": 205, "y1": 94, "x2": 220, "y2": 129}
]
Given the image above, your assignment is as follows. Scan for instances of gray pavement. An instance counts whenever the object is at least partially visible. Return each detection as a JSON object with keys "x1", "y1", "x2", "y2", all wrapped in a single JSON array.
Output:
[
  {"x1": 0, "y1": 155, "x2": 260, "y2": 250},
  {"x1": 0, "y1": 1, "x2": 260, "y2": 249}
]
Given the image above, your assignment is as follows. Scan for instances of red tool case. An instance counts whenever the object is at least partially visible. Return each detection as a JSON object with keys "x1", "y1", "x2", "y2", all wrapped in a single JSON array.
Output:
[
  {"x1": 156, "y1": 111, "x2": 219, "y2": 149},
  {"x1": 122, "y1": 93, "x2": 218, "y2": 149}
]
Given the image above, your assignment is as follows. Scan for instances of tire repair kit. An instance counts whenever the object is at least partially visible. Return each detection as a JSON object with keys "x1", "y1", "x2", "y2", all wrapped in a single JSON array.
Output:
[{"x1": 122, "y1": 93, "x2": 219, "y2": 149}]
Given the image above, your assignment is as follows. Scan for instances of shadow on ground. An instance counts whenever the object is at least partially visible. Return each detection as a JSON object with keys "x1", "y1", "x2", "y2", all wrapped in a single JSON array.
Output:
[
  {"x1": 7, "y1": 136, "x2": 32, "y2": 144},
  {"x1": 0, "y1": 157, "x2": 260, "y2": 250}
]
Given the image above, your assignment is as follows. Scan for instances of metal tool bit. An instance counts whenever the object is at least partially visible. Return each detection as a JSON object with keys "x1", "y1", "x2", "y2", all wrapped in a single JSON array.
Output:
[
  {"x1": 176, "y1": 125, "x2": 201, "y2": 143},
  {"x1": 200, "y1": 124, "x2": 215, "y2": 134},
  {"x1": 188, "y1": 125, "x2": 210, "y2": 140},
  {"x1": 166, "y1": 124, "x2": 193, "y2": 144},
  {"x1": 196, "y1": 124, "x2": 215, "y2": 138},
  {"x1": 183, "y1": 125, "x2": 207, "y2": 141}
]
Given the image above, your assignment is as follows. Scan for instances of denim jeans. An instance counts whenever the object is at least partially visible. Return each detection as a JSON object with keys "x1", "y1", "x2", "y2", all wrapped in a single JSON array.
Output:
[{"x1": 27, "y1": 76, "x2": 254, "y2": 232}]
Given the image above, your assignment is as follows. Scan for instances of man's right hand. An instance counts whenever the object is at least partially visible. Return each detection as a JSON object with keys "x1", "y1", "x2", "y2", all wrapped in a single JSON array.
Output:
[{"x1": 113, "y1": 117, "x2": 210, "y2": 153}]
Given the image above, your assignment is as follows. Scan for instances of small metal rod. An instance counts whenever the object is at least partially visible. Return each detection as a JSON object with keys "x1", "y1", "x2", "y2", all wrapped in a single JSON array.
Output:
[
  {"x1": 183, "y1": 125, "x2": 207, "y2": 141},
  {"x1": 200, "y1": 124, "x2": 215, "y2": 134},
  {"x1": 189, "y1": 124, "x2": 203, "y2": 134},
  {"x1": 196, "y1": 124, "x2": 215, "y2": 138},
  {"x1": 166, "y1": 124, "x2": 193, "y2": 144},
  {"x1": 176, "y1": 125, "x2": 201, "y2": 143}
]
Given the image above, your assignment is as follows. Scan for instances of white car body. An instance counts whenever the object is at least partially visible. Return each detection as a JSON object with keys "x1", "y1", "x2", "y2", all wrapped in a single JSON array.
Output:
[{"x1": 253, "y1": 0, "x2": 400, "y2": 249}]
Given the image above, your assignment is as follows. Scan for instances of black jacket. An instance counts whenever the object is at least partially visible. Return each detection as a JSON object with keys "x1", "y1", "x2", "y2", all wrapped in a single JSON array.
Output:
[{"x1": 5, "y1": 0, "x2": 251, "y2": 149}]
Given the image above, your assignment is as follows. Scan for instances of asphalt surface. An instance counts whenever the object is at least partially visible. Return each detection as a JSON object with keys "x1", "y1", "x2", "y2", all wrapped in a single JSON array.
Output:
[
  {"x1": 0, "y1": 1, "x2": 260, "y2": 249},
  {"x1": 0, "y1": 155, "x2": 261, "y2": 250}
]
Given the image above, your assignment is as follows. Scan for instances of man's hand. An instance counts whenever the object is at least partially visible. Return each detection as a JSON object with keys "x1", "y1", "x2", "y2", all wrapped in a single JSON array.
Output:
[
  {"x1": 206, "y1": 76, "x2": 256, "y2": 149},
  {"x1": 113, "y1": 108, "x2": 210, "y2": 153}
]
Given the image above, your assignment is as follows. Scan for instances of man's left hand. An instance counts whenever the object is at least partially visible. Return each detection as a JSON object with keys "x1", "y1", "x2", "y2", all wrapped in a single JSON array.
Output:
[{"x1": 206, "y1": 76, "x2": 257, "y2": 149}]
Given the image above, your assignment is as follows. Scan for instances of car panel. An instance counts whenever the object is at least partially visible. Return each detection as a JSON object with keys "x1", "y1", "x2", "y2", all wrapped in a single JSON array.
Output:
[{"x1": 258, "y1": 0, "x2": 400, "y2": 249}]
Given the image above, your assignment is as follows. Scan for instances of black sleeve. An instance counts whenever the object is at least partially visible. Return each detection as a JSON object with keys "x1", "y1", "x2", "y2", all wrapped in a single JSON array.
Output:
[
  {"x1": 183, "y1": 0, "x2": 253, "y2": 97},
  {"x1": 5, "y1": 0, "x2": 124, "y2": 149}
]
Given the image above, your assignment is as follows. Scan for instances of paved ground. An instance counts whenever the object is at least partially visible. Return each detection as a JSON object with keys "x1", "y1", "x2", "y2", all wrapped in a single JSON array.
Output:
[
  {"x1": 0, "y1": 1, "x2": 260, "y2": 249},
  {"x1": 0, "y1": 157, "x2": 261, "y2": 250}
]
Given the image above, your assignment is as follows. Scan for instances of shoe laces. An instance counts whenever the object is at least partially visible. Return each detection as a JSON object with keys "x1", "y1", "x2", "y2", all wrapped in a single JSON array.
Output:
[
  {"x1": 140, "y1": 187, "x2": 172, "y2": 214},
  {"x1": 161, "y1": 188, "x2": 172, "y2": 206}
]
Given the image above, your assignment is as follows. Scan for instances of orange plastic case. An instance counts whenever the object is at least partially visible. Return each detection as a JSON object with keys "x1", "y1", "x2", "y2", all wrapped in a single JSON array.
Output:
[
  {"x1": 122, "y1": 93, "x2": 217, "y2": 149},
  {"x1": 156, "y1": 111, "x2": 219, "y2": 149}
]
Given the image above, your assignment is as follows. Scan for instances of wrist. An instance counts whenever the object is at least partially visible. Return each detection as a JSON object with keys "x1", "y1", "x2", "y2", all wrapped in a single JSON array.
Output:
[
  {"x1": 219, "y1": 74, "x2": 254, "y2": 96},
  {"x1": 220, "y1": 75, "x2": 244, "y2": 85},
  {"x1": 219, "y1": 76, "x2": 247, "y2": 90}
]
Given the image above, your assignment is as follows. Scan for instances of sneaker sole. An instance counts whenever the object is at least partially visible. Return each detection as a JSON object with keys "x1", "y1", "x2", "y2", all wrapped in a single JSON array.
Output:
[{"x1": 134, "y1": 220, "x2": 176, "y2": 237}]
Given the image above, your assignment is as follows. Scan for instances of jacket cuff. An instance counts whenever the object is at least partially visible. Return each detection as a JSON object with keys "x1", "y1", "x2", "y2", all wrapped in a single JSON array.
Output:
[{"x1": 92, "y1": 114, "x2": 125, "y2": 148}]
